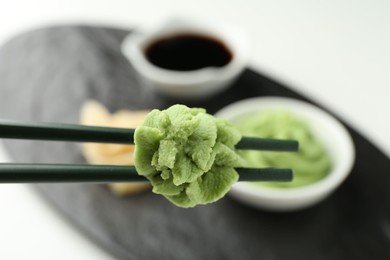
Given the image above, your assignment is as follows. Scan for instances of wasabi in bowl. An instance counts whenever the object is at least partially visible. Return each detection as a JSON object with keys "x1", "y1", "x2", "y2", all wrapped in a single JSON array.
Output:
[
  {"x1": 215, "y1": 97, "x2": 355, "y2": 211},
  {"x1": 234, "y1": 109, "x2": 332, "y2": 188}
]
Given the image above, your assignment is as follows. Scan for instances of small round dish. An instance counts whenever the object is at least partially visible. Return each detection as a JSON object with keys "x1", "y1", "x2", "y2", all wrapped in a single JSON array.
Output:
[
  {"x1": 215, "y1": 96, "x2": 355, "y2": 211},
  {"x1": 121, "y1": 18, "x2": 248, "y2": 100}
]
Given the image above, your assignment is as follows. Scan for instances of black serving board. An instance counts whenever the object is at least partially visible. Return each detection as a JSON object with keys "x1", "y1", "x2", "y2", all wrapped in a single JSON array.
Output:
[{"x1": 0, "y1": 26, "x2": 390, "y2": 260}]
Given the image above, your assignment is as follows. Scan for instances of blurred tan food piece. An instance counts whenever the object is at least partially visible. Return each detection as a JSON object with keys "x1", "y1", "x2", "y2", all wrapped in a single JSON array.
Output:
[{"x1": 80, "y1": 100, "x2": 151, "y2": 196}]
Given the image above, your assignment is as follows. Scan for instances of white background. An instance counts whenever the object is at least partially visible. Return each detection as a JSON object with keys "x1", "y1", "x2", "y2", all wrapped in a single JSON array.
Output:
[{"x1": 0, "y1": 0, "x2": 389, "y2": 259}]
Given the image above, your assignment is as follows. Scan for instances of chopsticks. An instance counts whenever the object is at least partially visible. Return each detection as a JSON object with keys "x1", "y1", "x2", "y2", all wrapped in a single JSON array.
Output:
[
  {"x1": 0, "y1": 164, "x2": 293, "y2": 183},
  {"x1": 0, "y1": 120, "x2": 299, "y2": 151},
  {"x1": 0, "y1": 120, "x2": 298, "y2": 183}
]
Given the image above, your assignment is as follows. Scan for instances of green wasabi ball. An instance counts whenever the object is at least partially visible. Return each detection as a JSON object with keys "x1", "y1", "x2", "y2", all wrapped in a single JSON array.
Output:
[
  {"x1": 234, "y1": 110, "x2": 332, "y2": 188},
  {"x1": 134, "y1": 104, "x2": 244, "y2": 208}
]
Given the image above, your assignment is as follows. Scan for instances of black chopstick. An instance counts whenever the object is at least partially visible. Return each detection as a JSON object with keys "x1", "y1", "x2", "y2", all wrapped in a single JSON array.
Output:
[
  {"x1": 0, "y1": 164, "x2": 293, "y2": 183},
  {"x1": 0, "y1": 120, "x2": 135, "y2": 144},
  {"x1": 0, "y1": 120, "x2": 299, "y2": 151}
]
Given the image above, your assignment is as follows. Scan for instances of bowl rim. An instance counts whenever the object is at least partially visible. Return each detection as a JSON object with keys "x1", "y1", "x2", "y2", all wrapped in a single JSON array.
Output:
[{"x1": 215, "y1": 96, "x2": 355, "y2": 201}]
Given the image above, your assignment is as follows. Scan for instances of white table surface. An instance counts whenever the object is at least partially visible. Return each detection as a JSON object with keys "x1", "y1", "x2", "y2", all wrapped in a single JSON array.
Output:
[{"x1": 0, "y1": 0, "x2": 389, "y2": 259}]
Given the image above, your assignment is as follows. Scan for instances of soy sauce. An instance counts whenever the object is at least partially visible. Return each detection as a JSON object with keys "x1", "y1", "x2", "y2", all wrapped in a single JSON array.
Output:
[{"x1": 145, "y1": 34, "x2": 232, "y2": 71}]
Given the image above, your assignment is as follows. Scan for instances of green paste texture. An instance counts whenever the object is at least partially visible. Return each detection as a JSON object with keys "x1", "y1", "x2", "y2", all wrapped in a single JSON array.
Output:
[
  {"x1": 134, "y1": 104, "x2": 244, "y2": 207},
  {"x1": 234, "y1": 110, "x2": 331, "y2": 188}
]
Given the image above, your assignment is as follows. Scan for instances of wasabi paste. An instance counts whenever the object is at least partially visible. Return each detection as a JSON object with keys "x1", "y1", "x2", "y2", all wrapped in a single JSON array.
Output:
[
  {"x1": 234, "y1": 110, "x2": 331, "y2": 188},
  {"x1": 134, "y1": 105, "x2": 244, "y2": 208}
]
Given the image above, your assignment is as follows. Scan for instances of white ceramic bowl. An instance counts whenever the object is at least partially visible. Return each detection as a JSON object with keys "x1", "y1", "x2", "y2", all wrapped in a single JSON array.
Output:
[
  {"x1": 215, "y1": 97, "x2": 355, "y2": 212},
  {"x1": 121, "y1": 18, "x2": 248, "y2": 100}
]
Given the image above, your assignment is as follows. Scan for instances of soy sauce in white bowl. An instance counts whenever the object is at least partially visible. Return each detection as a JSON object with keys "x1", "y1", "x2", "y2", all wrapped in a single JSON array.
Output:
[{"x1": 121, "y1": 18, "x2": 248, "y2": 100}]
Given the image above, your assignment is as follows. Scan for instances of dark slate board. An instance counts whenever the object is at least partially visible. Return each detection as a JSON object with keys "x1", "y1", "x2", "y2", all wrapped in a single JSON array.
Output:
[{"x1": 0, "y1": 26, "x2": 390, "y2": 260}]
